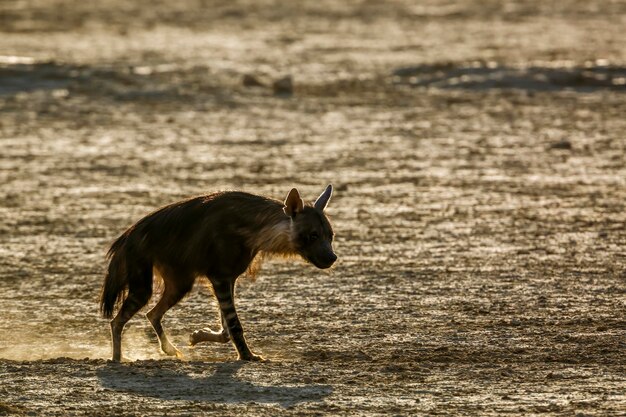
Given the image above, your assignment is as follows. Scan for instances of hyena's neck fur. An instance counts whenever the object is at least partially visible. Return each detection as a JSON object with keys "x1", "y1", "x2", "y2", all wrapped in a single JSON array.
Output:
[
  {"x1": 245, "y1": 204, "x2": 298, "y2": 278},
  {"x1": 254, "y1": 220, "x2": 295, "y2": 254}
]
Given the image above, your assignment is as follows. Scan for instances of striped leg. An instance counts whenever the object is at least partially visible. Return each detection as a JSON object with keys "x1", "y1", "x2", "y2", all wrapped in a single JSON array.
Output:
[{"x1": 212, "y1": 278, "x2": 264, "y2": 361}]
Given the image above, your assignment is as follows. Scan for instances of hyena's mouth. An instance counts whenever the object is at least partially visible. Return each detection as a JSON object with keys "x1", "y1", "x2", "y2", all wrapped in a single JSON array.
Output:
[{"x1": 308, "y1": 254, "x2": 337, "y2": 269}]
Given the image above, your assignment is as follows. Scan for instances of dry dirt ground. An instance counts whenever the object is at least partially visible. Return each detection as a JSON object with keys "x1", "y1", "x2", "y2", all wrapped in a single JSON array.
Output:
[{"x1": 1, "y1": 1, "x2": 625, "y2": 415}]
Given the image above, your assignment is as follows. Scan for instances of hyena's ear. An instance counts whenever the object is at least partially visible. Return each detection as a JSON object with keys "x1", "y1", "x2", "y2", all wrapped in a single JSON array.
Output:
[
  {"x1": 314, "y1": 184, "x2": 333, "y2": 211},
  {"x1": 284, "y1": 188, "x2": 304, "y2": 218}
]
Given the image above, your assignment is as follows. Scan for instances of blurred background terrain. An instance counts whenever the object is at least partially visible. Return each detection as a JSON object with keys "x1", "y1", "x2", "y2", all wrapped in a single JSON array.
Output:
[{"x1": 0, "y1": 0, "x2": 624, "y2": 415}]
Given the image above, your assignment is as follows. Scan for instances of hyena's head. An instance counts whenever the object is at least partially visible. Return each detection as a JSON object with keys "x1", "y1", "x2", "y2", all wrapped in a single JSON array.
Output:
[{"x1": 284, "y1": 184, "x2": 337, "y2": 269}]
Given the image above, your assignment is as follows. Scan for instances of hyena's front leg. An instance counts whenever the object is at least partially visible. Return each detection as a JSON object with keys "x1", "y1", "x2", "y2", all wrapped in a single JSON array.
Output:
[
  {"x1": 211, "y1": 278, "x2": 264, "y2": 361},
  {"x1": 189, "y1": 281, "x2": 232, "y2": 346},
  {"x1": 189, "y1": 309, "x2": 230, "y2": 345}
]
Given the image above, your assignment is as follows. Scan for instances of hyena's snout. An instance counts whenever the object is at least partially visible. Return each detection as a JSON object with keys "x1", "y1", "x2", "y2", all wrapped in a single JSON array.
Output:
[
  {"x1": 322, "y1": 251, "x2": 337, "y2": 269},
  {"x1": 312, "y1": 242, "x2": 337, "y2": 269}
]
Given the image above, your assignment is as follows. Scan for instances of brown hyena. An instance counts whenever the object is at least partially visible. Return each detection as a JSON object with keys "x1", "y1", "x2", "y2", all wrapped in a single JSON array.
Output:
[{"x1": 100, "y1": 185, "x2": 336, "y2": 362}]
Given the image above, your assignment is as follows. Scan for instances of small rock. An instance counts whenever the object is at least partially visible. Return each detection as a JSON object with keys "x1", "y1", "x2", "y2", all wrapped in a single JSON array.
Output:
[
  {"x1": 273, "y1": 75, "x2": 293, "y2": 95},
  {"x1": 242, "y1": 74, "x2": 264, "y2": 87},
  {"x1": 549, "y1": 140, "x2": 572, "y2": 150}
]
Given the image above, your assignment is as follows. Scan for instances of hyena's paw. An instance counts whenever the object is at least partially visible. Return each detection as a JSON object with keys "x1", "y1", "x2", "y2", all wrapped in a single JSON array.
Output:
[
  {"x1": 161, "y1": 342, "x2": 183, "y2": 358},
  {"x1": 238, "y1": 352, "x2": 267, "y2": 362},
  {"x1": 189, "y1": 328, "x2": 230, "y2": 346}
]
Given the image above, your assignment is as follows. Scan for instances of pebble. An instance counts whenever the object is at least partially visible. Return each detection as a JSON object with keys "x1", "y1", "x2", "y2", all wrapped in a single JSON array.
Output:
[{"x1": 273, "y1": 75, "x2": 293, "y2": 95}]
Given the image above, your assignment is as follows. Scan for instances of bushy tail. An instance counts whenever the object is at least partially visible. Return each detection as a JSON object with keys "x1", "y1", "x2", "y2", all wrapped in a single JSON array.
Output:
[{"x1": 100, "y1": 233, "x2": 131, "y2": 319}]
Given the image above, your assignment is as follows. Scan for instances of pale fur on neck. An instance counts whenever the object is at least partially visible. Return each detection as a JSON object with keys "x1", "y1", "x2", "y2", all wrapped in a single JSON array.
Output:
[
  {"x1": 245, "y1": 218, "x2": 297, "y2": 279},
  {"x1": 250, "y1": 219, "x2": 295, "y2": 254}
]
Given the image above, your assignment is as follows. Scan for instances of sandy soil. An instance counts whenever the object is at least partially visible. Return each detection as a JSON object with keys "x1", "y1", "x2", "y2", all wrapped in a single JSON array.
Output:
[{"x1": 0, "y1": 0, "x2": 625, "y2": 415}]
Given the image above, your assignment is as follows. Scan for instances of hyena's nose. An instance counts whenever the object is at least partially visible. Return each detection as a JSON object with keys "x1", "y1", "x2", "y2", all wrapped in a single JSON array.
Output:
[{"x1": 326, "y1": 252, "x2": 337, "y2": 267}]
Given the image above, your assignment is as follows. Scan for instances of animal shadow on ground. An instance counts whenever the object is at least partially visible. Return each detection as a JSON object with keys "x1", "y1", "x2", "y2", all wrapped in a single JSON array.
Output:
[{"x1": 96, "y1": 361, "x2": 332, "y2": 407}]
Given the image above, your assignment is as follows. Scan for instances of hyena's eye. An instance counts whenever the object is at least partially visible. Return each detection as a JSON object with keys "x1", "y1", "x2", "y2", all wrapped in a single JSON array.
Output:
[{"x1": 309, "y1": 232, "x2": 319, "y2": 242}]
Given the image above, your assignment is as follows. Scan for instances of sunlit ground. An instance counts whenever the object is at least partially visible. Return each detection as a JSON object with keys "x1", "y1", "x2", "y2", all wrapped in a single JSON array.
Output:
[{"x1": 0, "y1": 0, "x2": 625, "y2": 415}]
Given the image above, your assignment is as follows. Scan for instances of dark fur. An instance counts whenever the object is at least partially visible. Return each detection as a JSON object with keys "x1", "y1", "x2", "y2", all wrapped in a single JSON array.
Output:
[{"x1": 101, "y1": 186, "x2": 336, "y2": 361}]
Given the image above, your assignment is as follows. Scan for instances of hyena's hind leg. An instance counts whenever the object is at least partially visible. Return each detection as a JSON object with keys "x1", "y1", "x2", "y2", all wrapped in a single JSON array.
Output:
[
  {"x1": 110, "y1": 265, "x2": 153, "y2": 362},
  {"x1": 189, "y1": 279, "x2": 233, "y2": 346},
  {"x1": 147, "y1": 266, "x2": 194, "y2": 358}
]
